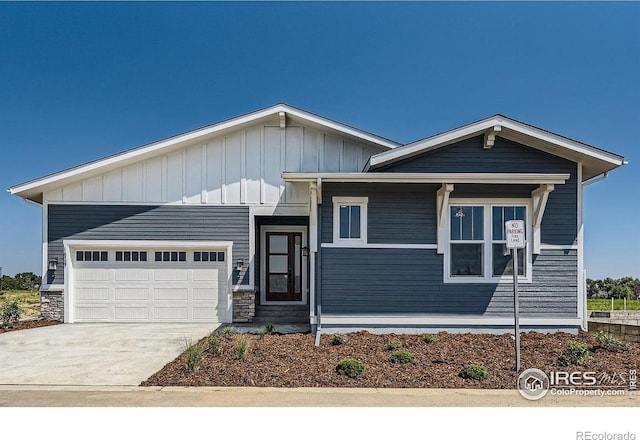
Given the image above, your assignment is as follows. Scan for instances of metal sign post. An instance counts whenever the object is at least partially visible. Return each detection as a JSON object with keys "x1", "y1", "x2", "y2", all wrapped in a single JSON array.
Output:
[{"x1": 505, "y1": 220, "x2": 525, "y2": 372}]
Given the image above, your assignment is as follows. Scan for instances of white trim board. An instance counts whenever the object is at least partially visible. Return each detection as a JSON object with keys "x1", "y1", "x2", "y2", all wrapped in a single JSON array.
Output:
[
  {"x1": 320, "y1": 315, "x2": 583, "y2": 326},
  {"x1": 321, "y1": 243, "x2": 437, "y2": 249},
  {"x1": 283, "y1": 172, "x2": 570, "y2": 185}
]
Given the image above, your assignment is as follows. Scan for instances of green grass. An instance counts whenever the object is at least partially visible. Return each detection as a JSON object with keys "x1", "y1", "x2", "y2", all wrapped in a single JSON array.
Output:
[
  {"x1": 0, "y1": 290, "x2": 39, "y2": 318},
  {"x1": 588, "y1": 299, "x2": 640, "y2": 311}
]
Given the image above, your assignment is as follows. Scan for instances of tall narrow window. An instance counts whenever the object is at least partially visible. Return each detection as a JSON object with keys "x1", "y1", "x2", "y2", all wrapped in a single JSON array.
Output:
[
  {"x1": 332, "y1": 197, "x2": 368, "y2": 245},
  {"x1": 449, "y1": 206, "x2": 484, "y2": 277}
]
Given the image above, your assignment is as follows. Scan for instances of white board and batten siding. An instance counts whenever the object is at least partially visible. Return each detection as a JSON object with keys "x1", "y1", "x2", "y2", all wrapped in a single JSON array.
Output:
[{"x1": 46, "y1": 124, "x2": 380, "y2": 205}]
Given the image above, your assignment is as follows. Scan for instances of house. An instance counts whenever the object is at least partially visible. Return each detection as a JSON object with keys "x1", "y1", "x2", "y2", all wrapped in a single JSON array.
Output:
[{"x1": 8, "y1": 103, "x2": 626, "y2": 334}]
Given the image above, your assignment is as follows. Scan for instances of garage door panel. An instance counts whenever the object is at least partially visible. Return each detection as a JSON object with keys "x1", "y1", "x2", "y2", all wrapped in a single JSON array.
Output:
[
  {"x1": 72, "y1": 246, "x2": 229, "y2": 322},
  {"x1": 154, "y1": 288, "x2": 188, "y2": 301},
  {"x1": 154, "y1": 307, "x2": 189, "y2": 320},
  {"x1": 75, "y1": 306, "x2": 111, "y2": 320},
  {"x1": 115, "y1": 270, "x2": 150, "y2": 281},
  {"x1": 114, "y1": 288, "x2": 149, "y2": 301},
  {"x1": 76, "y1": 270, "x2": 111, "y2": 282},
  {"x1": 75, "y1": 287, "x2": 109, "y2": 301},
  {"x1": 115, "y1": 306, "x2": 149, "y2": 320},
  {"x1": 154, "y1": 270, "x2": 189, "y2": 281}
]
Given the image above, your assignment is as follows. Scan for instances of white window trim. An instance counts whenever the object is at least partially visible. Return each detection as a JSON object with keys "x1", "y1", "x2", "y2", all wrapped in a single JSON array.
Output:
[
  {"x1": 332, "y1": 196, "x2": 368, "y2": 246},
  {"x1": 444, "y1": 198, "x2": 533, "y2": 284}
]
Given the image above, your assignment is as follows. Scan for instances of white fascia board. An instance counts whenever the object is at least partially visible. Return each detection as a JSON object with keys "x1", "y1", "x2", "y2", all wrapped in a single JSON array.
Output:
[
  {"x1": 8, "y1": 103, "x2": 398, "y2": 198},
  {"x1": 282, "y1": 172, "x2": 570, "y2": 185},
  {"x1": 368, "y1": 115, "x2": 625, "y2": 169}
]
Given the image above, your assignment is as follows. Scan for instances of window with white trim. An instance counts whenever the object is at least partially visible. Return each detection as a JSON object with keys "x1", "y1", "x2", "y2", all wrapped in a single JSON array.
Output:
[
  {"x1": 332, "y1": 197, "x2": 368, "y2": 245},
  {"x1": 446, "y1": 201, "x2": 530, "y2": 282}
]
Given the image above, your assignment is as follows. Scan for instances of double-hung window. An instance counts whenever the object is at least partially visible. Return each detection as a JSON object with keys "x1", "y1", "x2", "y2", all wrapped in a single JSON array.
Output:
[
  {"x1": 332, "y1": 197, "x2": 368, "y2": 246},
  {"x1": 446, "y1": 201, "x2": 530, "y2": 282}
]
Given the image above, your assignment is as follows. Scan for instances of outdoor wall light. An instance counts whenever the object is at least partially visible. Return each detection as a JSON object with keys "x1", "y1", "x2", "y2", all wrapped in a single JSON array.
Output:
[
  {"x1": 302, "y1": 246, "x2": 309, "y2": 257},
  {"x1": 48, "y1": 258, "x2": 58, "y2": 271},
  {"x1": 236, "y1": 259, "x2": 244, "y2": 271}
]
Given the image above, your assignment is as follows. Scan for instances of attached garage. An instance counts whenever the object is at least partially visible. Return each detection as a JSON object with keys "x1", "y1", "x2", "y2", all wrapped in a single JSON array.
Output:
[{"x1": 64, "y1": 241, "x2": 233, "y2": 323}]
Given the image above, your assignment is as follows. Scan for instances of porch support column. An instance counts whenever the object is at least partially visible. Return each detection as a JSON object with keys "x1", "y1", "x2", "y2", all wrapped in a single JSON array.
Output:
[
  {"x1": 436, "y1": 183, "x2": 454, "y2": 254},
  {"x1": 531, "y1": 183, "x2": 555, "y2": 254},
  {"x1": 309, "y1": 181, "x2": 319, "y2": 321}
]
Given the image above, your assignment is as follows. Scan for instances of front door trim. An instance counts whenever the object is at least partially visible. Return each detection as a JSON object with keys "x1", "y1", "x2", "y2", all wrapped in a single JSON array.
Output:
[{"x1": 260, "y1": 225, "x2": 307, "y2": 305}]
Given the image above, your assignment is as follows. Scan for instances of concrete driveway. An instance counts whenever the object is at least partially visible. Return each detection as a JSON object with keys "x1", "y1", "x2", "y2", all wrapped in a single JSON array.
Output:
[{"x1": 0, "y1": 323, "x2": 218, "y2": 386}]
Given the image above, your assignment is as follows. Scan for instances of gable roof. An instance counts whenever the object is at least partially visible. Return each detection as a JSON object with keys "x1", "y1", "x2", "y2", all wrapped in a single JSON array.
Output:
[
  {"x1": 8, "y1": 103, "x2": 400, "y2": 203},
  {"x1": 366, "y1": 114, "x2": 627, "y2": 180}
]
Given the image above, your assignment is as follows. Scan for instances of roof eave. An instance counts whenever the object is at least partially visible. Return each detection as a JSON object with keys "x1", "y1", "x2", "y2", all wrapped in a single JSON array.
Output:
[{"x1": 8, "y1": 103, "x2": 400, "y2": 199}]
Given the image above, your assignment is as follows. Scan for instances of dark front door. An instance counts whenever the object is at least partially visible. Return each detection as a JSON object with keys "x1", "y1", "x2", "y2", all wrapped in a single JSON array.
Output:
[{"x1": 265, "y1": 232, "x2": 302, "y2": 302}]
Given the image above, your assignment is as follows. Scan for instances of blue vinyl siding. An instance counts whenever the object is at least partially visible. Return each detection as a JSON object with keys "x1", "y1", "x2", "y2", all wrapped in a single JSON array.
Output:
[
  {"x1": 321, "y1": 248, "x2": 577, "y2": 316},
  {"x1": 47, "y1": 204, "x2": 249, "y2": 285},
  {"x1": 321, "y1": 183, "x2": 438, "y2": 244},
  {"x1": 372, "y1": 135, "x2": 578, "y2": 246}
]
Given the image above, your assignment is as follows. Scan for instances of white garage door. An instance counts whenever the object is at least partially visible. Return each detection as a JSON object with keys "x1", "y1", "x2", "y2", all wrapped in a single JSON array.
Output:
[{"x1": 71, "y1": 247, "x2": 229, "y2": 322}]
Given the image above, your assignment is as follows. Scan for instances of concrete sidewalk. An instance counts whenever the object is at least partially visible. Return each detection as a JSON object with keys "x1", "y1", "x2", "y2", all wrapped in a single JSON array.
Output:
[{"x1": 0, "y1": 386, "x2": 638, "y2": 407}]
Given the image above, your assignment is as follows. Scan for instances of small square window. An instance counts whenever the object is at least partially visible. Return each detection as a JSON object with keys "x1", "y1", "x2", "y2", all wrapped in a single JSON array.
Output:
[
  {"x1": 76, "y1": 251, "x2": 84, "y2": 261},
  {"x1": 124, "y1": 251, "x2": 131, "y2": 262},
  {"x1": 132, "y1": 251, "x2": 139, "y2": 262},
  {"x1": 333, "y1": 197, "x2": 368, "y2": 245},
  {"x1": 163, "y1": 251, "x2": 170, "y2": 261},
  {"x1": 202, "y1": 252, "x2": 209, "y2": 262},
  {"x1": 140, "y1": 252, "x2": 147, "y2": 262},
  {"x1": 209, "y1": 252, "x2": 216, "y2": 262},
  {"x1": 170, "y1": 251, "x2": 178, "y2": 261},
  {"x1": 84, "y1": 251, "x2": 92, "y2": 261},
  {"x1": 92, "y1": 251, "x2": 100, "y2": 261},
  {"x1": 116, "y1": 251, "x2": 123, "y2": 261},
  {"x1": 100, "y1": 251, "x2": 108, "y2": 261},
  {"x1": 178, "y1": 252, "x2": 186, "y2": 262},
  {"x1": 155, "y1": 252, "x2": 162, "y2": 262},
  {"x1": 217, "y1": 252, "x2": 225, "y2": 262},
  {"x1": 194, "y1": 252, "x2": 201, "y2": 262}
]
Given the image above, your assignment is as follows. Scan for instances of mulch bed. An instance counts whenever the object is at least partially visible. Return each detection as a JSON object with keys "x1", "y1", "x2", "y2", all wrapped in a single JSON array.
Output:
[
  {"x1": 141, "y1": 330, "x2": 639, "y2": 388},
  {"x1": 0, "y1": 320, "x2": 61, "y2": 335}
]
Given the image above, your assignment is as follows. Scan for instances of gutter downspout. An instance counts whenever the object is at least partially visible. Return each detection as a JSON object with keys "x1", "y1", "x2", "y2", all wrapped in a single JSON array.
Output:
[
  {"x1": 582, "y1": 172, "x2": 608, "y2": 187},
  {"x1": 314, "y1": 203, "x2": 322, "y2": 346}
]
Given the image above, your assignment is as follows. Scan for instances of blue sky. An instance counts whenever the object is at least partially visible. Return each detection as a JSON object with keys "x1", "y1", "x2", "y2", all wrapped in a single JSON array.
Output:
[{"x1": 0, "y1": 2, "x2": 638, "y2": 279}]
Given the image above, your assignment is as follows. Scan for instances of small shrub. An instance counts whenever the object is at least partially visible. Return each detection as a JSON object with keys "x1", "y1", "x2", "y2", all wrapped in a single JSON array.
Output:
[
  {"x1": 595, "y1": 331, "x2": 627, "y2": 352},
  {"x1": 222, "y1": 326, "x2": 234, "y2": 335},
  {"x1": 422, "y1": 334, "x2": 438, "y2": 344},
  {"x1": 1, "y1": 300, "x2": 20, "y2": 329},
  {"x1": 183, "y1": 339, "x2": 203, "y2": 373},
  {"x1": 236, "y1": 334, "x2": 250, "y2": 361},
  {"x1": 557, "y1": 341, "x2": 593, "y2": 366},
  {"x1": 335, "y1": 358, "x2": 365, "y2": 378},
  {"x1": 207, "y1": 332, "x2": 222, "y2": 355},
  {"x1": 384, "y1": 340, "x2": 402, "y2": 351},
  {"x1": 389, "y1": 350, "x2": 415, "y2": 364},
  {"x1": 331, "y1": 333, "x2": 347, "y2": 345},
  {"x1": 258, "y1": 327, "x2": 267, "y2": 340},
  {"x1": 460, "y1": 364, "x2": 489, "y2": 381},
  {"x1": 264, "y1": 323, "x2": 277, "y2": 334}
]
